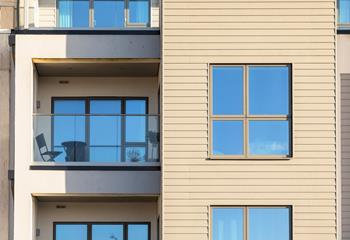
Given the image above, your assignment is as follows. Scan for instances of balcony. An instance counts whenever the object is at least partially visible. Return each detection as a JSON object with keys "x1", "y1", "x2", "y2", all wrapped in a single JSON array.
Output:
[
  {"x1": 18, "y1": 0, "x2": 159, "y2": 29},
  {"x1": 34, "y1": 114, "x2": 159, "y2": 164},
  {"x1": 14, "y1": 52, "x2": 160, "y2": 197}
]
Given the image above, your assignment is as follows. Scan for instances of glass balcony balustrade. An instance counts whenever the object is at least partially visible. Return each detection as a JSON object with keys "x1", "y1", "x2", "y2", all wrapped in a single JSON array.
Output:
[{"x1": 33, "y1": 114, "x2": 159, "y2": 163}]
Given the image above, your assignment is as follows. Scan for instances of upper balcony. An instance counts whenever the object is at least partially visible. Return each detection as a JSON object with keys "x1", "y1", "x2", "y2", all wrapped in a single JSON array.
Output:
[
  {"x1": 17, "y1": 0, "x2": 159, "y2": 30},
  {"x1": 30, "y1": 59, "x2": 161, "y2": 172},
  {"x1": 34, "y1": 113, "x2": 159, "y2": 165}
]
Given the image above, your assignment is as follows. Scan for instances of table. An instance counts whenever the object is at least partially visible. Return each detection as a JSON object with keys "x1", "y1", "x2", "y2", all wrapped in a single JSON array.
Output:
[{"x1": 62, "y1": 141, "x2": 87, "y2": 162}]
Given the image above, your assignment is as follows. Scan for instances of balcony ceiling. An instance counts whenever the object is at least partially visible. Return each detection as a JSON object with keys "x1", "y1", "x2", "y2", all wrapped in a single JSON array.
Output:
[
  {"x1": 35, "y1": 195, "x2": 159, "y2": 202},
  {"x1": 35, "y1": 62, "x2": 160, "y2": 77}
]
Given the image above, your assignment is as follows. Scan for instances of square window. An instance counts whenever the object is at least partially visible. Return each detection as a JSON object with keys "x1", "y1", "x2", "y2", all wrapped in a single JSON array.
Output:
[
  {"x1": 212, "y1": 66, "x2": 244, "y2": 115},
  {"x1": 211, "y1": 65, "x2": 291, "y2": 158},
  {"x1": 249, "y1": 121, "x2": 290, "y2": 156},
  {"x1": 249, "y1": 66, "x2": 289, "y2": 115},
  {"x1": 212, "y1": 120, "x2": 244, "y2": 155}
]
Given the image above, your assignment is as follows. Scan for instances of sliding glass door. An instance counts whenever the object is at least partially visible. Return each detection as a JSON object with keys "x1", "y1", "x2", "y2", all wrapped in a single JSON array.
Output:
[
  {"x1": 53, "y1": 99, "x2": 86, "y2": 162},
  {"x1": 58, "y1": 0, "x2": 150, "y2": 28},
  {"x1": 55, "y1": 223, "x2": 149, "y2": 240},
  {"x1": 90, "y1": 100, "x2": 122, "y2": 162},
  {"x1": 125, "y1": 100, "x2": 147, "y2": 162},
  {"x1": 52, "y1": 97, "x2": 147, "y2": 163}
]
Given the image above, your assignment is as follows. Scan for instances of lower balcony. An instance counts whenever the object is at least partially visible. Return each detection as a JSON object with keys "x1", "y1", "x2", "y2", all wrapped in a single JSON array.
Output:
[
  {"x1": 34, "y1": 196, "x2": 159, "y2": 240},
  {"x1": 34, "y1": 113, "x2": 159, "y2": 164}
]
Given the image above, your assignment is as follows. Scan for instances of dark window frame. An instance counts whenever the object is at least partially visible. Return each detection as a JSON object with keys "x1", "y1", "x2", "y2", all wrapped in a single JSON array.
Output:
[
  {"x1": 53, "y1": 222, "x2": 151, "y2": 240},
  {"x1": 51, "y1": 96, "x2": 150, "y2": 162}
]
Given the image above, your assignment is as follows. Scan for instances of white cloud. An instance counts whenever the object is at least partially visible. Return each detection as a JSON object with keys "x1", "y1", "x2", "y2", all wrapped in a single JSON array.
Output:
[{"x1": 249, "y1": 141, "x2": 288, "y2": 154}]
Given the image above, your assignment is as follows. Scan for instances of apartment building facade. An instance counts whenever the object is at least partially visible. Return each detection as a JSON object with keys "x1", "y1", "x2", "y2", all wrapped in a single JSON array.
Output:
[{"x1": 0, "y1": 0, "x2": 340, "y2": 240}]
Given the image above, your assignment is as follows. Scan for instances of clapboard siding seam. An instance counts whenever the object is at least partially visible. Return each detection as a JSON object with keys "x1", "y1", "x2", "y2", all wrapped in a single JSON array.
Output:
[{"x1": 162, "y1": 0, "x2": 336, "y2": 238}]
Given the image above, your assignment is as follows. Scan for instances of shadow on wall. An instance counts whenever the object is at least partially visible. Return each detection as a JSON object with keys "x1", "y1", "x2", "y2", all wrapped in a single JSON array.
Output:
[
  {"x1": 64, "y1": 170, "x2": 161, "y2": 194},
  {"x1": 65, "y1": 34, "x2": 161, "y2": 59}
]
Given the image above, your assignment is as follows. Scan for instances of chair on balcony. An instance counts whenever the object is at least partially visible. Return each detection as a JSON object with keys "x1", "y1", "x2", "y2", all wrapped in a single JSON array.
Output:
[{"x1": 36, "y1": 133, "x2": 62, "y2": 162}]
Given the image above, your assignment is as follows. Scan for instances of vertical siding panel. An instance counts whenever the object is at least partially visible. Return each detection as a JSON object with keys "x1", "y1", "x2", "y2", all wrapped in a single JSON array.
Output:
[
  {"x1": 38, "y1": 0, "x2": 56, "y2": 27},
  {"x1": 342, "y1": 74, "x2": 350, "y2": 240}
]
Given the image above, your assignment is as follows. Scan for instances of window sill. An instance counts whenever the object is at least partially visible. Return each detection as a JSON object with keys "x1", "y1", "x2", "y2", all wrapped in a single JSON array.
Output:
[{"x1": 207, "y1": 155, "x2": 292, "y2": 161}]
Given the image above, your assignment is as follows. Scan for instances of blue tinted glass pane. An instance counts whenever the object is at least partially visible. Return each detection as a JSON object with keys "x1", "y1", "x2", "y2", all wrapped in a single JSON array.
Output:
[
  {"x1": 92, "y1": 224, "x2": 124, "y2": 240},
  {"x1": 54, "y1": 116, "x2": 86, "y2": 144},
  {"x1": 126, "y1": 100, "x2": 146, "y2": 114},
  {"x1": 213, "y1": 121, "x2": 243, "y2": 155},
  {"x1": 90, "y1": 146, "x2": 121, "y2": 162},
  {"x1": 90, "y1": 100, "x2": 121, "y2": 114},
  {"x1": 128, "y1": 224, "x2": 149, "y2": 240},
  {"x1": 126, "y1": 116, "x2": 146, "y2": 142},
  {"x1": 249, "y1": 121, "x2": 289, "y2": 155},
  {"x1": 94, "y1": 0, "x2": 125, "y2": 28},
  {"x1": 249, "y1": 208, "x2": 290, "y2": 240},
  {"x1": 249, "y1": 66, "x2": 289, "y2": 115},
  {"x1": 54, "y1": 100, "x2": 85, "y2": 114},
  {"x1": 90, "y1": 101, "x2": 121, "y2": 162},
  {"x1": 54, "y1": 117, "x2": 86, "y2": 162},
  {"x1": 212, "y1": 208, "x2": 244, "y2": 240},
  {"x1": 53, "y1": 101, "x2": 86, "y2": 158},
  {"x1": 56, "y1": 224, "x2": 88, "y2": 240},
  {"x1": 126, "y1": 147, "x2": 146, "y2": 162},
  {"x1": 129, "y1": 0, "x2": 150, "y2": 24},
  {"x1": 54, "y1": 146, "x2": 65, "y2": 162},
  {"x1": 126, "y1": 100, "x2": 146, "y2": 142},
  {"x1": 339, "y1": 0, "x2": 350, "y2": 24},
  {"x1": 58, "y1": 0, "x2": 89, "y2": 27},
  {"x1": 213, "y1": 66, "x2": 243, "y2": 115}
]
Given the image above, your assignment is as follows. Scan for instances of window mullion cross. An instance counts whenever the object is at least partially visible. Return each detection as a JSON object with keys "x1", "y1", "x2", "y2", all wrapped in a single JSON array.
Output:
[{"x1": 211, "y1": 64, "x2": 291, "y2": 158}]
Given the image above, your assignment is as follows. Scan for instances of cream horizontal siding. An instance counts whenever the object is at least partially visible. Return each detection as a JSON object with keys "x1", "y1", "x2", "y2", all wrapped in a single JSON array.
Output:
[
  {"x1": 342, "y1": 74, "x2": 350, "y2": 240},
  {"x1": 151, "y1": 0, "x2": 159, "y2": 28},
  {"x1": 37, "y1": 0, "x2": 56, "y2": 27},
  {"x1": 162, "y1": 1, "x2": 336, "y2": 240}
]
